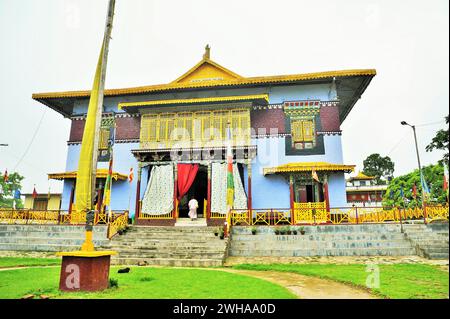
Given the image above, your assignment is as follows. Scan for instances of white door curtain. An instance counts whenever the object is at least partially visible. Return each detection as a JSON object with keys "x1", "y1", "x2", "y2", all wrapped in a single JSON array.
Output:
[
  {"x1": 211, "y1": 162, "x2": 248, "y2": 214},
  {"x1": 141, "y1": 164, "x2": 174, "y2": 215}
]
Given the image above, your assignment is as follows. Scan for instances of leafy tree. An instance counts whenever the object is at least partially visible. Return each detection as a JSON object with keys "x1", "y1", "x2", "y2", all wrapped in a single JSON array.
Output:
[
  {"x1": 426, "y1": 115, "x2": 449, "y2": 166},
  {"x1": 383, "y1": 163, "x2": 448, "y2": 207},
  {"x1": 0, "y1": 171, "x2": 24, "y2": 209},
  {"x1": 362, "y1": 153, "x2": 395, "y2": 185}
]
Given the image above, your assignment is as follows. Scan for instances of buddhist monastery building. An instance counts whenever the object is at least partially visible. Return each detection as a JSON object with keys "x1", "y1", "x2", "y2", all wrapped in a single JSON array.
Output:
[
  {"x1": 32, "y1": 47, "x2": 376, "y2": 225},
  {"x1": 346, "y1": 172, "x2": 387, "y2": 207}
]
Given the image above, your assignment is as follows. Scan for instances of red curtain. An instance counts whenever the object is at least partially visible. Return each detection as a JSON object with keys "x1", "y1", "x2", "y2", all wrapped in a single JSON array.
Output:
[{"x1": 177, "y1": 164, "x2": 199, "y2": 201}]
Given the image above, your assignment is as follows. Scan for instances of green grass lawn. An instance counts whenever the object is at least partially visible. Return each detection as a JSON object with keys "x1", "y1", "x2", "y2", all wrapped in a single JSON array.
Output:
[
  {"x1": 0, "y1": 257, "x2": 61, "y2": 268},
  {"x1": 0, "y1": 266, "x2": 296, "y2": 299},
  {"x1": 233, "y1": 263, "x2": 449, "y2": 299}
]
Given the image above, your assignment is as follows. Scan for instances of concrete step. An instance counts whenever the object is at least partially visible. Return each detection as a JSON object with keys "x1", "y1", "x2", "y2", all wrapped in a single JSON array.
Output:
[
  {"x1": 426, "y1": 252, "x2": 449, "y2": 260},
  {"x1": 0, "y1": 237, "x2": 110, "y2": 245},
  {"x1": 110, "y1": 243, "x2": 225, "y2": 250},
  {"x1": 230, "y1": 240, "x2": 413, "y2": 249},
  {"x1": 0, "y1": 225, "x2": 108, "y2": 234},
  {"x1": 128, "y1": 226, "x2": 220, "y2": 232},
  {"x1": 114, "y1": 252, "x2": 226, "y2": 259},
  {"x1": 229, "y1": 247, "x2": 417, "y2": 257},
  {"x1": 174, "y1": 218, "x2": 208, "y2": 227},
  {"x1": 230, "y1": 234, "x2": 407, "y2": 241},
  {"x1": 0, "y1": 231, "x2": 108, "y2": 240},
  {"x1": 111, "y1": 257, "x2": 224, "y2": 267},
  {"x1": 0, "y1": 242, "x2": 107, "y2": 252}
]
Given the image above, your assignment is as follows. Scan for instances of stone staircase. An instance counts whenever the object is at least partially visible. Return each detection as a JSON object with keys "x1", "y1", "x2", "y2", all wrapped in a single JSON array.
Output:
[
  {"x1": 403, "y1": 223, "x2": 449, "y2": 259},
  {"x1": 229, "y1": 224, "x2": 418, "y2": 257},
  {"x1": 0, "y1": 224, "x2": 109, "y2": 252},
  {"x1": 107, "y1": 225, "x2": 228, "y2": 267},
  {"x1": 174, "y1": 218, "x2": 207, "y2": 227}
]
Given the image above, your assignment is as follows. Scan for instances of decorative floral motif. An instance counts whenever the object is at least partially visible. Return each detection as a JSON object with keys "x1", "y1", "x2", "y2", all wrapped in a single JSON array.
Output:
[{"x1": 141, "y1": 164, "x2": 174, "y2": 215}]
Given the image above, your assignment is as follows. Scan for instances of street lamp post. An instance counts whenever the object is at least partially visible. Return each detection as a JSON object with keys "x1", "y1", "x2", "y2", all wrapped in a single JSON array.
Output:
[{"x1": 401, "y1": 121, "x2": 427, "y2": 223}]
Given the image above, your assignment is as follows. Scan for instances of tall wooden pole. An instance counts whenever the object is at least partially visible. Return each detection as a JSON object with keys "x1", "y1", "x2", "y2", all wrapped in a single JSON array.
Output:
[{"x1": 90, "y1": 0, "x2": 116, "y2": 211}]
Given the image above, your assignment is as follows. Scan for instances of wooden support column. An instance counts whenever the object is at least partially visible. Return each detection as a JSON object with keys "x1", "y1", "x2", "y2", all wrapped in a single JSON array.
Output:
[
  {"x1": 207, "y1": 163, "x2": 211, "y2": 219},
  {"x1": 323, "y1": 175, "x2": 330, "y2": 222},
  {"x1": 134, "y1": 163, "x2": 142, "y2": 221},
  {"x1": 247, "y1": 160, "x2": 252, "y2": 225},
  {"x1": 173, "y1": 163, "x2": 178, "y2": 220},
  {"x1": 68, "y1": 185, "x2": 75, "y2": 215},
  {"x1": 289, "y1": 175, "x2": 295, "y2": 224}
]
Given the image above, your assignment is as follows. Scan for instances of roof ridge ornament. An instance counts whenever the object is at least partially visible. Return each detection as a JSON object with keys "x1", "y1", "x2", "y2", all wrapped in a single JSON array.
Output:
[{"x1": 203, "y1": 44, "x2": 210, "y2": 60}]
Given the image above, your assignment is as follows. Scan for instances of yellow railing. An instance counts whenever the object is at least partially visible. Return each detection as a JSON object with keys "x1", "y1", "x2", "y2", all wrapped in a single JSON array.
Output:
[
  {"x1": 293, "y1": 201, "x2": 327, "y2": 224},
  {"x1": 138, "y1": 200, "x2": 174, "y2": 219},
  {"x1": 107, "y1": 211, "x2": 129, "y2": 239},
  {"x1": 0, "y1": 209, "x2": 124, "y2": 226},
  {"x1": 210, "y1": 212, "x2": 227, "y2": 219},
  {"x1": 229, "y1": 204, "x2": 449, "y2": 226}
]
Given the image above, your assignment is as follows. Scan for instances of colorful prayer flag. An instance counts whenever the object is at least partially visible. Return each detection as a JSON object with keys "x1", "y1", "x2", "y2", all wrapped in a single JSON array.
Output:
[
  {"x1": 128, "y1": 168, "x2": 134, "y2": 184},
  {"x1": 14, "y1": 189, "x2": 21, "y2": 199},
  {"x1": 443, "y1": 163, "x2": 449, "y2": 191},
  {"x1": 3, "y1": 169, "x2": 8, "y2": 183},
  {"x1": 103, "y1": 149, "x2": 114, "y2": 208},
  {"x1": 420, "y1": 171, "x2": 430, "y2": 195},
  {"x1": 412, "y1": 183, "x2": 417, "y2": 199},
  {"x1": 226, "y1": 123, "x2": 234, "y2": 209}
]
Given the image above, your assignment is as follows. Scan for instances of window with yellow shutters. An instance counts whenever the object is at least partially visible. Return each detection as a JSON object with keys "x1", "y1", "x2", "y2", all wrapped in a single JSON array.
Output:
[
  {"x1": 139, "y1": 109, "x2": 251, "y2": 149},
  {"x1": 291, "y1": 118, "x2": 316, "y2": 149}
]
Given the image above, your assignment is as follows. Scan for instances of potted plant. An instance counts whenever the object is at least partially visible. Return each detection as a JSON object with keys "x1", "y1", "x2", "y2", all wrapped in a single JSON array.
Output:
[
  {"x1": 287, "y1": 227, "x2": 292, "y2": 235},
  {"x1": 279, "y1": 227, "x2": 287, "y2": 235},
  {"x1": 299, "y1": 226, "x2": 306, "y2": 235},
  {"x1": 292, "y1": 229, "x2": 298, "y2": 235},
  {"x1": 274, "y1": 228, "x2": 280, "y2": 235},
  {"x1": 251, "y1": 226, "x2": 257, "y2": 235},
  {"x1": 219, "y1": 228, "x2": 225, "y2": 240}
]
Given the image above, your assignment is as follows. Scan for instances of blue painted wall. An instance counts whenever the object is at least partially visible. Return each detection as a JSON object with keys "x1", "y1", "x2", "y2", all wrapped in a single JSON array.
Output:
[
  {"x1": 64, "y1": 81, "x2": 350, "y2": 214},
  {"x1": 62, "y1": 142, "x2": 140, "y2": 217}
]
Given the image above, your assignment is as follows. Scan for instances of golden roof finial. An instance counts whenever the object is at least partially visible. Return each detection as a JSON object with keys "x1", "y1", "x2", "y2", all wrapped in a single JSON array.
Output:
[{"x1": 203, "y1": 44, "x2": 210, "y2": 60}]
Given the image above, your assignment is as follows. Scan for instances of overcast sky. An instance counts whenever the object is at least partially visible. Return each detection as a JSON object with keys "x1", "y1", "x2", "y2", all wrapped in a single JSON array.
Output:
[{"x1": 0, "y1": 0, "x2": 448, "y2": 194}]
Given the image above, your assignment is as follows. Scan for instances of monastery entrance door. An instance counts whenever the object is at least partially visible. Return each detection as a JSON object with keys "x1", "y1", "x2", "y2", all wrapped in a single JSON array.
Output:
[{"x1": 178, "y1": 165, "x2": 208, "y2": 218}]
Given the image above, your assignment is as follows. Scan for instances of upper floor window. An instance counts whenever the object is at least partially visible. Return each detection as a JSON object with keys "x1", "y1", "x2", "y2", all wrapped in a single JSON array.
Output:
[
  {"x1": 98, "y1": 128, "x2": 110, "y2": 150},
  {"x1": 140, "y1": 109, "x2": 250, "y2": 149},
  {"x1": 290, "y1": 117, "x2": 316, "y2": 149}
]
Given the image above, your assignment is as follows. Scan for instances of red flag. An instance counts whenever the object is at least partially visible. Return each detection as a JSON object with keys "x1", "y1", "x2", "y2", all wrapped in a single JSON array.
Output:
[
  {"x1": 412, "y1": 183, "x2": 417, "y2": 199},
  {"x1": 443, "y1": 174, "x2": 448, "y2": 192},
  {"x1": 128, "y1": 168, "x2": 134, "y2": 184},
  {"x1": 32, "y1": 186, "x2": 38, "y2": 199},
  {"x1": 3, "y1": 169, "x2": 8, "y2": 183}
]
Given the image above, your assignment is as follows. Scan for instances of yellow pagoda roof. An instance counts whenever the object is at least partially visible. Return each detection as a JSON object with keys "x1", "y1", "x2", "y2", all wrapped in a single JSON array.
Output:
[
  {"x1": 347, "y1": 171, "x2": 376, "y2": 181},
  {"x1": 32, "y1": 45, "x2": 375, "y2": 100},
  {"x1": 263, "y1": 162, "x2": 355, "y2": 176},
  {"x1": 48, "y1": 169, "x2": 127, "y2": 181}
]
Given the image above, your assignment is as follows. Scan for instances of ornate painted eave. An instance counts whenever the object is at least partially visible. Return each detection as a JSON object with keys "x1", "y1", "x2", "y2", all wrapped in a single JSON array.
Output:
[
  {"x1": 263, "y1": 162, "x2": 355, "y2": 176},
  {"x1": 48, "y1": 169, "x2": 127, "y2": 181},
  {"x1": 118, "y1": 94, "x2": 269, "y2": 111}
]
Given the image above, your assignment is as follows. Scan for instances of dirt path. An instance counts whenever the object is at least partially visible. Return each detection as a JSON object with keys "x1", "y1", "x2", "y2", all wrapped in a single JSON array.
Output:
[{"x1": 220, "y1": 268, "x2": 378, "y2": 299}]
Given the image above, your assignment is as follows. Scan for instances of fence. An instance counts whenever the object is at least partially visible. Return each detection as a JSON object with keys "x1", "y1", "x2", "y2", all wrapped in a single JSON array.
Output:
[
  {"x1": 0, "y1": 209, "x2": 129, "y2": 238},
  {"x1": 229, "y1": 204, "x2": 449, "y2": 226}
]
